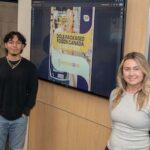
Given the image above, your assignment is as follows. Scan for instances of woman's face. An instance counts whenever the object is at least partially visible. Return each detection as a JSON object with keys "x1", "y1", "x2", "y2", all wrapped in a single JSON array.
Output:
[{"x1": 122, "y1": 59, "x2": 144, "y2": 88}]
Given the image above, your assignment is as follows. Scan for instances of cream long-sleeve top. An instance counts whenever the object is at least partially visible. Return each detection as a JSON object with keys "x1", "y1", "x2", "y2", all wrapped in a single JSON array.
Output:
[{"x1": 107, "y1": 91, "x2": 150, "y2": 150}]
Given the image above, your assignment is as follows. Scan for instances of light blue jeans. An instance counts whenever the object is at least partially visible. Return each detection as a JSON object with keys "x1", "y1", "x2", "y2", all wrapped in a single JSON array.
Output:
[{"x1": 0, "y1": 115, "x2": 28, "y2": 150}]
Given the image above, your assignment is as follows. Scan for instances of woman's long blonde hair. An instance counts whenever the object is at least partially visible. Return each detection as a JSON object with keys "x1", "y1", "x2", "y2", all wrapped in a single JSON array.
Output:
[{"x1": 112, "y1": 52, "x2": 150, "y2": 110}]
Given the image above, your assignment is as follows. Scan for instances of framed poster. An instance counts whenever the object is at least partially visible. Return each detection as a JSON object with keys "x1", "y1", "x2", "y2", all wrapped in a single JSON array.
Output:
[{"x1": 31, "y1": 0, "x2": 127, "y2": 97}]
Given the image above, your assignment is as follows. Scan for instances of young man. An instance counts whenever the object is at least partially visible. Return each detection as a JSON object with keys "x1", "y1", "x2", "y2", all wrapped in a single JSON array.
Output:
[{"x1": 0, "y1": 31, "x2": 38, "y2": 150}]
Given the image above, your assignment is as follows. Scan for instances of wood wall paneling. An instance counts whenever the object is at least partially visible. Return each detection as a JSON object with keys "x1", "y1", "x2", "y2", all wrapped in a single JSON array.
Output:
[
  {"x1": 0, "y1": 2, "x2": 18, "y2": 57},
  {"x1": 37, "y1": 80, "x2": 111, "y2": 127},
  {"x1": 28, "y1": 102, "x2": 111, "y2": 150},
  {"x1": 124, "y1": 0, "x2": 149, "y2": 54}
]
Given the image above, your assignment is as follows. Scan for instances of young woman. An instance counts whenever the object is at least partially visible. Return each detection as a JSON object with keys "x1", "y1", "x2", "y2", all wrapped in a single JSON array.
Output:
[{"x1": 106, "y1": 52, "x2": 150, "y2": 150}]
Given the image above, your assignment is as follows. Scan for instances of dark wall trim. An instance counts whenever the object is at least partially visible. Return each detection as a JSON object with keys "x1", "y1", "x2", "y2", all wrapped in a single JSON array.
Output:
[{"x1": 0, "y1": 0, "x2": 18, "y2": 3}]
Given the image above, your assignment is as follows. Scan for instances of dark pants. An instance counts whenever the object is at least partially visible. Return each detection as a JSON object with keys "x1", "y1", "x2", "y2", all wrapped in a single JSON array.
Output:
[{"x1": 105, "y1": 146, "x2": 110, "y2": 150}]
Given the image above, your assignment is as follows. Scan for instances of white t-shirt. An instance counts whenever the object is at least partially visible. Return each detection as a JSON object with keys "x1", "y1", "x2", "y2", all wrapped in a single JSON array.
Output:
[{"x1": 107, "y1": 91, "x2": 150, "y2": 150}]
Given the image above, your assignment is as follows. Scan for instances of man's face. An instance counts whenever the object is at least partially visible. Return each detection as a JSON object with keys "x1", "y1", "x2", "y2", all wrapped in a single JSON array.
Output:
[{"x1": 4, "y1": 35, "x2": 25, "y2": 56}]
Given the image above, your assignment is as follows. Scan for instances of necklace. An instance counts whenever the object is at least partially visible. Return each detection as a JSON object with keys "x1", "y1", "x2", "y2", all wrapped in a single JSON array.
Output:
[{"x1": 6, "y1": 58, "x2": 22, "y2": 69}]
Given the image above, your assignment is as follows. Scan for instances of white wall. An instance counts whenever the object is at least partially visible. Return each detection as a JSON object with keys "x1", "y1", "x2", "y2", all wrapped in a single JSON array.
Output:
[
  {"x1": 18, "y1": 0, "x2": 32, "y2": 150},
  {"x1": 18, "y1": 0, "x2": 31, "y2": 60}
]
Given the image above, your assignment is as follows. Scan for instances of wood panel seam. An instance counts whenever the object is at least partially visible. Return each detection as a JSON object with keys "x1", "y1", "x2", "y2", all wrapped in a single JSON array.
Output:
[{"x1": 36, "y1": 100, "x2": 111, "y2": 129}]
